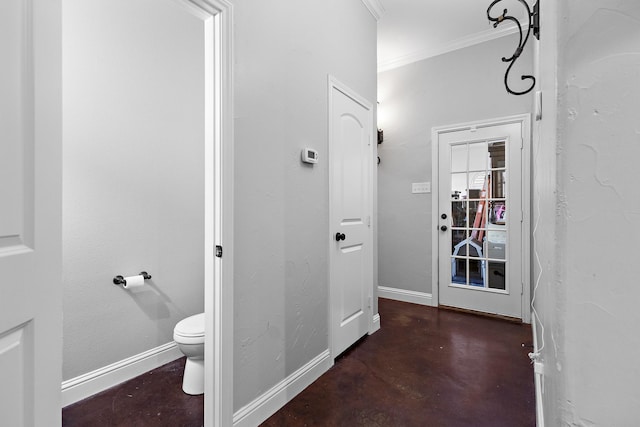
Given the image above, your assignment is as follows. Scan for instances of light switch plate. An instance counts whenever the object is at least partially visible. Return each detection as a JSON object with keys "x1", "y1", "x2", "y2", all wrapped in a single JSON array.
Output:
[{"x1": 412, "y1": 182, "x2": 431, "y2": 194}]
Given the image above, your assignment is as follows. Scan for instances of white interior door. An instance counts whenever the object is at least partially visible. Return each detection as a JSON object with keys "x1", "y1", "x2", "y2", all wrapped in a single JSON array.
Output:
[
  {"x1": 0, "y1": 1, "x2": 62, "y2": 425},
  {"x1": 329, "y1": 77, "x2": 374, "y2": 357},
  {"x1": 436, "y1": 120, "x2": 527, "y2": 319}
]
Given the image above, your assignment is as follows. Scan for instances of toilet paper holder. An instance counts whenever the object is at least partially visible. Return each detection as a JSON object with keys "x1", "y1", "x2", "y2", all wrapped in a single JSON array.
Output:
[{"x1": 113, "y1": 271, "x2": 152, "y2": 286}]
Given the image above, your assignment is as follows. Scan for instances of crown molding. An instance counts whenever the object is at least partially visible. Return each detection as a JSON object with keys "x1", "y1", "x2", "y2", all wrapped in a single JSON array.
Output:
[
  {"x1": 361, "y1": 0, "x2": 385, "y2": 21},
  {"x1": 378, "y1": 23, "x2": 521, "y2": 73}
]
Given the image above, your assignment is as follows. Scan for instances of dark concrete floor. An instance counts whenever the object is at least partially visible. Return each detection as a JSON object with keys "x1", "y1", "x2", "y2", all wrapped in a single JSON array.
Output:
[
  {"x1": 261, "y1": 299, "x2": 535, "y2": 427},
  {"x1": 63, "y1": 298, "x2": 535, "y2": 426},
  {"x1": 62, "y1": 358, "x2": 203, "y2": 427}
]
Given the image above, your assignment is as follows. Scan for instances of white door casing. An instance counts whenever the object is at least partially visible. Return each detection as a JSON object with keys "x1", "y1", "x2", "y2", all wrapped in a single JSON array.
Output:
[
  {"x1": 185, "y1": 1, "x2": 234, "y2": 426},
  {"x1": 432, "y1": 115, "x2": 531, "y2": 322},
  {"x1": 164, "y1": 1, "x2": 233, "y2": 426},
  {"x1": 198, "y1": 0, "x2": 234, "y2": 427},
  {"x1": 151, "y1": 1, "x2": 234, "y2": 425},
  {"x1": 0, "y1": 0, "x2": 62, "y2": 426},
  {"x1": 328, "y1": 76, "x2": 374, "y2": 358}
]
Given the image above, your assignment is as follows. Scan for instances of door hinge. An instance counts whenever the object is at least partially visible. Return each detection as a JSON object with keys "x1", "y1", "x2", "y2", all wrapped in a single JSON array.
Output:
[
  {"x1": 367, "y1": 215, "x2": 371, "y2": 228},
  {"x1": 368, "y1": 296, "x2": 372, "y2": 309},
  {"x1": 215, "y1": 245, "x2": 223, "y2": 258}
]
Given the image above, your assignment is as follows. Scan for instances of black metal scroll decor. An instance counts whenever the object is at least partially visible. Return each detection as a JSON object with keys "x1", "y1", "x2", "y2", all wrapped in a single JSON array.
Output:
[{"x1": 487, "y1": 0, "x2": 540, "y2": 95}]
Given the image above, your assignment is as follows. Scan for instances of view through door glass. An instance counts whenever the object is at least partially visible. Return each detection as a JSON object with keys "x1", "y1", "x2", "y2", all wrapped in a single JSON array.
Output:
[{"x1": 450, "y1": 140, "x2": 507, "y2": 293}]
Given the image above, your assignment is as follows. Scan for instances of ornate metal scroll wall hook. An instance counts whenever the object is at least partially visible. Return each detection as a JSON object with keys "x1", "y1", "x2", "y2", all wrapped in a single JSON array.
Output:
[{"x1": 487, "y1": 0, "x2": 540, "y2": 95}]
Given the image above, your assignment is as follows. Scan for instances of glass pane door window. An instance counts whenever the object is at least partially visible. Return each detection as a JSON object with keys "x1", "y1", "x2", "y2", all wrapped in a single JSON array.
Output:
[
  {"x1": 449, "y1": 140, "x2": 507, "y2": 292},
  {"x1": 437, "y1": 119, "x2": 526, "y2": 320}
]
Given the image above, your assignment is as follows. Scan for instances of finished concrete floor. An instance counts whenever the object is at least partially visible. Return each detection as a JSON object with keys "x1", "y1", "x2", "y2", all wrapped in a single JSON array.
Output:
[
  {"x1": 63, "y1": 298, "x2": 535, "y2": 426},
  {"x1": 262, "y1": 298, "x2": 535, "y2": 426}
]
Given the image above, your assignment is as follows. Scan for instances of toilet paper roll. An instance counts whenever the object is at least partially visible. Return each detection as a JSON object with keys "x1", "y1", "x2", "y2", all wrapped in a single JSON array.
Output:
[{"x1": 122, "y1": 275, "x2": 145, "y2": 289}]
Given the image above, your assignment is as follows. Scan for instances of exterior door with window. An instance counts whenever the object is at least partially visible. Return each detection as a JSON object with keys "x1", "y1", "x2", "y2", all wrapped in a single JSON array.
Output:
[{"x1": 436, "y1": 120, "x2": 526, "y2": 319}]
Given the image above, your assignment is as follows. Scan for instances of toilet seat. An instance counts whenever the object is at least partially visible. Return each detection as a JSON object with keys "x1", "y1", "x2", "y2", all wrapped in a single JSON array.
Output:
[{"x1": 174, "y1": 313, "x2": 204, "y2": 344}]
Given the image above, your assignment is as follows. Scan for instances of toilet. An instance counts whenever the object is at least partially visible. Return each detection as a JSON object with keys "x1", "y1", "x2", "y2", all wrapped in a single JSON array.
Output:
[{"x1": 173, "y1": 313, "x2": 205, "y2": 395}]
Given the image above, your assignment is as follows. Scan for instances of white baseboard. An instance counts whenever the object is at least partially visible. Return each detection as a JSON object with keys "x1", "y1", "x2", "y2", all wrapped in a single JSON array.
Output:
[
  {"x1": 378, "y1": 286, "x2": 434, "y2": 306},
  {"x1": 369, "y1": 313, "x2": 381, "y2": 334},
  {"x1": 531, "y1": 311, "x2": 545, "y2": 427},
  {"x1": 233, "y1": 349, "x2": 332, "y2": 427},
  {"x1": 61, "y1": 342, "x2": 182, "y2": 407}
]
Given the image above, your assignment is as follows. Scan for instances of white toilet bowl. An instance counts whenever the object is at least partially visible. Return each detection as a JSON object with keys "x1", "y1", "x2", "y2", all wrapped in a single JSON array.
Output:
[{"x1": 173, "y1": 313, "x2": 205, "y2": 395}]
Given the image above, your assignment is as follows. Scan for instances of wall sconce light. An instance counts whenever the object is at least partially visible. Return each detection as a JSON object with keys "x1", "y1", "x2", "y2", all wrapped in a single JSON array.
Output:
[{"x1": 487, "y1": 0, "x2": 540, "y2": 95}]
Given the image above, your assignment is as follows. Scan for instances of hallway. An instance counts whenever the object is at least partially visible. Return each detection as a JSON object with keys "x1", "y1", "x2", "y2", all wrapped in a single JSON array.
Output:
[
  {"x1": 62, "y1": 298, "x2": 535, "y2": 426},
  {"x1": 262, "y1": 298, "x2": 535, "y2": 426}
]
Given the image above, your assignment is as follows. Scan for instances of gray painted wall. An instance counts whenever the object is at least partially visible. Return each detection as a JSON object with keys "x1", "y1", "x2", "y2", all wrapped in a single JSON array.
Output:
[
  {"x1": 377, "y1": 35, "x2": 532, "y2": 295},
  {"x1": 232, "y1": 0, "x2": 377, "y2": 410},
  {"x1": 62, "y1": 0, "x2": 205, "y2": 380},
  {"x1": 535, "y1": 1, "x2": 640, "y2": 424}
]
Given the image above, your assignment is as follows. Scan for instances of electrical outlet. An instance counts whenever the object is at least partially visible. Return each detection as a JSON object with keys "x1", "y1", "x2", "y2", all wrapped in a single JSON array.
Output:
[{"x1": 412, "y1": 182, "x2": 431, "y2": 194}]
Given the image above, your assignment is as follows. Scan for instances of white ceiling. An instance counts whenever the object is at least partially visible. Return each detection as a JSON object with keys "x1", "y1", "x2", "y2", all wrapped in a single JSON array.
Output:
[{"x1": 377, "y1": 0, "x2": 527, "y2": 72}]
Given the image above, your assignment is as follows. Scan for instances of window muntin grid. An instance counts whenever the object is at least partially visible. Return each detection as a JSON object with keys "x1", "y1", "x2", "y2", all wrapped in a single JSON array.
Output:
[{"x1": 449, "y1": 139, "x2": 507, "y2": 292}]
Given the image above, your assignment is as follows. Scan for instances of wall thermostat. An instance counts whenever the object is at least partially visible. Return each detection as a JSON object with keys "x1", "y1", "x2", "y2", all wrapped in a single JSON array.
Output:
[{"x1": 301, "y1": 148, "x2": 318, "y2": 164}]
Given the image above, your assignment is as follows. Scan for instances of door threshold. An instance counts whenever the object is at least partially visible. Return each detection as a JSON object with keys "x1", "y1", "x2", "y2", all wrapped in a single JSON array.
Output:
[{"x1": 439, "y1": 305, "x2": 522, "y2": 323}]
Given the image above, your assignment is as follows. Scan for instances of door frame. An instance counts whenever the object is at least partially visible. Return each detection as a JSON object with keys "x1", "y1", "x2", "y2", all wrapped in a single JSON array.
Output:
[
  {"x1": 24, "y1": 2, "x2": 233, "y2": 424},
  {"x1": 327, "y1": 75, "x2": 376, "y2": 359},
  {"x1": 190, "y1": 0, "x2": 234, "y2": 426},
  {"x1": 431, "y1": 114, "x2": 531, "y2": 323}
]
